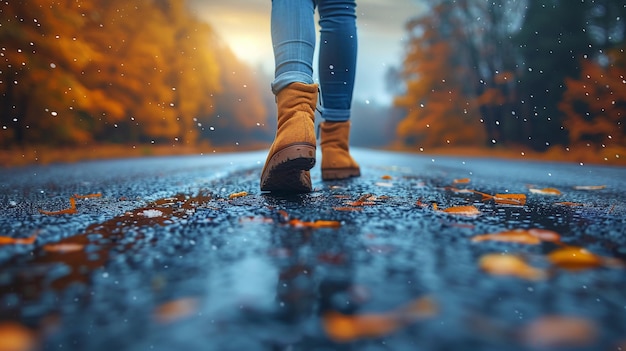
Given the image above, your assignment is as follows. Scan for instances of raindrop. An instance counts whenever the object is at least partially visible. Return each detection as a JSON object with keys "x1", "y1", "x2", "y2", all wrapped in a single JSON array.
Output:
[
  {"x1": 50, "y1": 63, "x2": 56, "y2": 68},
  {"x1": 51, "y1": 111, "x2": 58, "y2": 116}
]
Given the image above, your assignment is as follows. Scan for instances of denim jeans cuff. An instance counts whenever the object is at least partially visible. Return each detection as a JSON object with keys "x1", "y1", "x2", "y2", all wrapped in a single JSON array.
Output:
[
  {"x1": 320, "y1": 107, "x2": 350, "y2": 122},
  {"x1": 271, "y1": 72, "x2": 315, "y2": 95}
]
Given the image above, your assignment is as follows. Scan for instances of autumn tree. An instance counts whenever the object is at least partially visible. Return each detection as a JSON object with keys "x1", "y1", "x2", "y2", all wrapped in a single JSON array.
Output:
[
  {"x1": 394, "y1": 1, "x2": 486, "y2": 149},
  {"x1": 559, "y1": 48, "x2": 626, "y2": 155},
  {"x1": 0, "y1": 0, "x2": 269, "y2": 148}
]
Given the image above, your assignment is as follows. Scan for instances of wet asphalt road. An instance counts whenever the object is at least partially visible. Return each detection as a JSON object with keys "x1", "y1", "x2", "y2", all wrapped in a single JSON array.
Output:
[{"x1": 0, "y1": 148, "x2": 625, "y2": 351}]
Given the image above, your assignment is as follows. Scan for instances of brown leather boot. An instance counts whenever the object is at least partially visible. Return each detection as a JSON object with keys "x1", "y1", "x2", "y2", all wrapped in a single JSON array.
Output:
[
  {"x1": 260, "y1": 82, "x2": 318, "y2": 193},
  {"x1": 320, "y1": 121, "x2": 361, "y2": 180}
]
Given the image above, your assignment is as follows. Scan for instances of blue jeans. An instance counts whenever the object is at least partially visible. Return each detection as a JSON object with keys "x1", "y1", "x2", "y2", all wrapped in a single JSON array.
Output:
[{"x1": 271, "y1": 0, "x2": 357, "y2": 122}]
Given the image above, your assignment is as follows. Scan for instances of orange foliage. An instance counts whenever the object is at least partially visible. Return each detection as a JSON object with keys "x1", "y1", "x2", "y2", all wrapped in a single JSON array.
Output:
[
  {"x1": 0, "y1": 231, "x2": 38, "y2": 246},
  {"x1": 0, "y1": 322, "x2": 37, "y2": 351},
  {"x1": 322, "y1": 296, "x2": 437, "y2": 342},
  {"x1": 289, "y1": 219, "x2": 342, "y2": 229},
  {"x1": 472, "y1": 228, "x2": 561, "y2": 244},
  {"x1": 478, "y1": 254, "x2": 546, "y2": 280},
  {"x1": 560, "y1": 53, "x2": 626, "y2": 151},
  {"x1": 529, "y1": 187, "x2": 562, "y2": 195},
  {"x1": 394, "y1": 4, "x2": 486, "y2": 148},
  {"x1": 0, "y1": 0, "x2": 267, "y2": 147},
  {"x1": 547, "y1": 246, "x2": 604, "y2": 270},
  {"x1": 440, "y1": 205, "x2": 481, "y2": 216}
]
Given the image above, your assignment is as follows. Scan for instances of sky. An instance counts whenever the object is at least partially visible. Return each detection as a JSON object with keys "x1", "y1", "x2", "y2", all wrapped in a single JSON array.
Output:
[{"x1": 188, "y1": 0, "x2": 424, "y2": 106}]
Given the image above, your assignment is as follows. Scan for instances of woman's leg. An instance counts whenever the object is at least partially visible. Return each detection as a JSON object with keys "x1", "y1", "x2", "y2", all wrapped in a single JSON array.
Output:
[
  {"x1": 316, "y1": 0, "x2": 357, "y2": 122},
  {"x1": 271, "y1": 0, "x2": 316, "y2": 94}
]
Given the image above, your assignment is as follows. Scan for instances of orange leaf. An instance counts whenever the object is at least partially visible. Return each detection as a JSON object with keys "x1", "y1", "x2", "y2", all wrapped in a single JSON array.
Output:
[
  {"x1": 289, "y1": 219, "x2": 342, "y2": 228},
  {"x1": 39, "y1": 197, "x2": 77, "y2": 215},
  {"x1": 43, "y1": 243, "x2": 85, "y2": 253},
  {"x1": 0, "y1": 231, "x2": 38, "y2": 246},
  {"x1": 333, "y1": 207, "x2": 363, "y2": 212},
  {"x1": 493, "y1": 193, "x2": 526, "y2": 206},
  {"x1": 381, "y1": 175, "x2": 393, "y2": 180},
  {"x1": 520, "y1": 316, "x2": 597, "y2": 348},
  {"x1": 73, "y1": 193, "x2": 102, "y2": 199},
  {"x1": 573, "y1": 185, "x2": 606, "y2": 190},
  {"x1": 154, "y1": 297, "x2": 198, "y2": 324},
  {"x1": 479, "y1": 253, "x2": 546, "y2": 280},
  {"x1": 228, "y1": 191, "x2": 248, "y2": 199},
  {"x1": 0, "y1": 322, "x2": 37, "y2": 351},
  {"x1": 472, "y1": 228, "x2": 562, "y2": 245},
  {"x1": 453, "y1": 178, "x2": 470, "y2": 184},
  {"x1": 529, "y1": 188, "x2": 562, "y2": 195},
  {"x1": 441, "y1": 205, "x2": 480, "y2": 216},
  {"x1": 322, "y1": 296, "x2": 437, "y2": 343},
  {"x1": 472, "y1": 229, "x2": 541, "y2": 245},
  {"x1": 547, "y1": 246, "x2": 604, "y2": 270}
]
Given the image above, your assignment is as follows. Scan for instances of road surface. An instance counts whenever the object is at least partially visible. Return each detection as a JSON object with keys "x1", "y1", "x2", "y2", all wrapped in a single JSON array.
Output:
[{"x1": 0, "y1": 149, "x2": 625, "y2": 351}]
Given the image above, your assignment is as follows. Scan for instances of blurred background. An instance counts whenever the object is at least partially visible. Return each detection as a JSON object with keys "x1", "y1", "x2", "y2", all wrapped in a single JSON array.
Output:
[{"x1": 1, "y1": 0, "x2": 624, "y2": 166}]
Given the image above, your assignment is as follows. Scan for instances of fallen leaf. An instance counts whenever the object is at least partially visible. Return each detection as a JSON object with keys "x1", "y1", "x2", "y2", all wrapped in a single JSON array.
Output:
[
  {"x1": 0, "y1": 231, "x2": 38, "y2": 246},
  {"x1": 554, "y1": 201, "x2": 584, "y2": 207},
  {"x1": 289, "y1": 219, "x2": 342, "y2": 228},
  {"x1": 346, "y1": 194, "x2": 376, "y2": 206},
  {"x1": 529, "y1": 187, "x2": 561, "y2": 195},
  {"x1": 229, "y1": 191, "x2": 248, "y2": 199},
  {"x1": 472, "y1": 228, "x2": 562, "y2": 245},
  {"x1": 492, "y1": 194, "x2": 526, "y2": 206},
  {"x1": 453, "y1": 178, "x2": 470, "y2": 184},
  {"x1": 73, "y1": 193, "x2": 102, "y2": 199},
  {"x1": 381, "y1": 175, "x2": 392, "y2": 180},
  {"x1": 520, "y1": 315, "x2": 597, "y2": 348},
  {"x1": 39, "y1": 197, "x2": 77, "y2": 215},
  {"x1": 322, "y1": 296, "x2": 437, "y2": 342},
  {"x1": 573, "y1": 185, "x2": 606, "y2": 190},
  {"x1": 472, "y1": 229, "x2": 541, "y2": 245},
  {"x1": 479, "y1": 253, "x2": 546, "y2": 280},
  {"x1": 547, "y1": 246, "x2": 604, "y2": 270},
  {"x1": 333, "y1": 207, "x2": 363, "y2": 212},
  {"x1": 0, "y1": 322, "x2": 37, "y2": 351},
  {"x1": 154, "y1": 297, "x2": 198, "y2": 324},
  {"x1": 43, "y1": 243, "x2": 84, "y2": 253},
  {"x1": 441, "y1": 205, "x2": 481, "y2": 216}
]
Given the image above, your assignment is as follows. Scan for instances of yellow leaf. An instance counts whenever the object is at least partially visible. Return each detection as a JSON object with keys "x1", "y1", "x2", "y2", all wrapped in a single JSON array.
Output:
[{"x1": 228, "y1": 191, "x2": 248, "y2": 199}]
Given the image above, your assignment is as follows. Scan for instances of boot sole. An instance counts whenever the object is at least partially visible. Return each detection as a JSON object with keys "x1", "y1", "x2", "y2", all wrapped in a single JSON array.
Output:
[
  {"x1": 260, "y1": 144, "x2": 316, "y2": 193},
  {"x1": 322, "y1": 167, "x2": 361, "y2": 181}
]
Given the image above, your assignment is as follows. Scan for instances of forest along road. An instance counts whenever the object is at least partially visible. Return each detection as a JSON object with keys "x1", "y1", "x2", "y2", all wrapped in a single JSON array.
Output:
[{"x1": 0, "y1": 149, "x2": 625, "y2": 351}]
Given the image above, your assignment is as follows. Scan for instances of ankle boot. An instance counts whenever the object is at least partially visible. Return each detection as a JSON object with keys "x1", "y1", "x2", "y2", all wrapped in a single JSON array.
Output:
[
  {"x1": 260, "y1": 82, "x2": 318, "y2": 193},
  {"x1": 320, "y1": 121, "x2": 361, "y2": 180}
]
